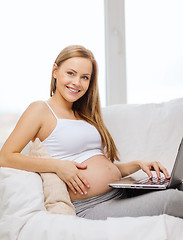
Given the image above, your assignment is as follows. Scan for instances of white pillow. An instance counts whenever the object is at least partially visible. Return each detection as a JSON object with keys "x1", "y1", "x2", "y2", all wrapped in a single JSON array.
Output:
[{"x1": 0, "y1": 167, "x2": 45, "y2": 217}]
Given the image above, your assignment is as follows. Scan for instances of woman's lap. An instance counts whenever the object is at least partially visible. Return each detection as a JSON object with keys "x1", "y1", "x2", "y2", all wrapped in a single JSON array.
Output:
[{"x1": 74, "y1": 188, "x2": 183, "y2": 220}]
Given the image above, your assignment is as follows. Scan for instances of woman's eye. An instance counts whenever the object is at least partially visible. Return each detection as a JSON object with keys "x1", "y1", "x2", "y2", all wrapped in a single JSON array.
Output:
[
  {"x1": 67, "y1": 71, "x2": 74, "y2": 76},
  {"x1": 82, "y1": 76, "x2": 89, "y2": 80}
]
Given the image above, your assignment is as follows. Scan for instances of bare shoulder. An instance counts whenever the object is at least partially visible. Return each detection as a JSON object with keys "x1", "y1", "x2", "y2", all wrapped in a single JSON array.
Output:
[
  {"x1": 14, "y1": 101, "x2": 46, "y2": 129},
  {"x1": 22, "y1": 100, "x2": 48, "y2": 120},
  {"x1": 1, "y1": 101, "x2": 49, "y2": 153},
  {"x1": 14, "y1": 100, "x2": 50, "y2": 138},
  {"x1": 26, "y1": 100, "x2": 47, "y2": 113}
]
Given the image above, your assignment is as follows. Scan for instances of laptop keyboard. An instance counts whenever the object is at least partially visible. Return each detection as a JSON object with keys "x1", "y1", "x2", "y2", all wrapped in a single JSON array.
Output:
[{"x1": 136, "y1": 177, "x2": 170, "y2": 185}]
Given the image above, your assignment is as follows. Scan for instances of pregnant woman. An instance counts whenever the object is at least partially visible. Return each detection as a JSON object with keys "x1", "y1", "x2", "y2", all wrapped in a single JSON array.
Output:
[{"x1": 1, "y1": 45, "x2": 183, "y2": 220}]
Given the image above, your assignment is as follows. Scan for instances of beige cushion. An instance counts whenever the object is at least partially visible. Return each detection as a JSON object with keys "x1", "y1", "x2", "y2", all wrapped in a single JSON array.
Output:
[{"x1": 28, "y1": 138, "x2": 76, "y2": 215}]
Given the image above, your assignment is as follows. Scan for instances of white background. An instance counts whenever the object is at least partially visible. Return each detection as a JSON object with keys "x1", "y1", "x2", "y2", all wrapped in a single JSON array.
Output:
[
  {"x1": 1, "y1": 0, "x2": 183, "y2": 113},
  {"x1": 125, "y1": 0, "x2": 183, "y2": 103},
  {"x1": 0, "y1": 0, "x2": 105, "y2": 113}
]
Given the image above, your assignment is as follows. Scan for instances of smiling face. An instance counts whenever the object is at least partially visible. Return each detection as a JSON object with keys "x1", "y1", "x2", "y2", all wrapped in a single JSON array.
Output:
[{"x1": 52, "y1": 57, "x2": 92, "y2": 107}]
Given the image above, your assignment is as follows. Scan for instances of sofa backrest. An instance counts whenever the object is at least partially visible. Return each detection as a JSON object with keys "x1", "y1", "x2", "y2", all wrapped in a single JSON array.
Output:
[{"x1": 102, "y1": 98, "x2": 183, "y2": 172}]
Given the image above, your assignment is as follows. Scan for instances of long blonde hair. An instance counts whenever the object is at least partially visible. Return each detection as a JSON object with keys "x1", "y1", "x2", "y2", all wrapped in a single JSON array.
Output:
[{"x1": 50, "y1": 45, "x2": 119, "y2": 162}]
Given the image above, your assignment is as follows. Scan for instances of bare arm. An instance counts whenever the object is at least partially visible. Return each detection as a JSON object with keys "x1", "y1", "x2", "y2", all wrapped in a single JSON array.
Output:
[
  {"x1": 115, "y1": 161, "x2": 141, "y2": 177},
  {"x1": 0, "y1": 101, "x2": 55, "y2": 172},
  {"x1": 0, "y1": 101, "x2": 89, "y2": 195}
]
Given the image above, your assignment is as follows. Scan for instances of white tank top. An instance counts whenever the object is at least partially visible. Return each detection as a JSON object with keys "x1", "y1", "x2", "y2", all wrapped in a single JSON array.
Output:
[{"x1": 42, "y1": 102, "x2": 104, "y2": 163}]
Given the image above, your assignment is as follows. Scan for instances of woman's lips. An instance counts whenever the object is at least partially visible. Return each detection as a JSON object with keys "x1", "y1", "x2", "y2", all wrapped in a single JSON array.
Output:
[{"x1": 66, "y1": 86, "x2": 80, "y2": 94}]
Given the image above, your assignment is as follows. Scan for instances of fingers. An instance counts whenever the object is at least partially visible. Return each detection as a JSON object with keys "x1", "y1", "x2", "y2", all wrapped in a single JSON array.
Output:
[
  {"x1": 67, "y1": 182, "x2": 77, "y2": 195},
  {"x1": 151, "y1": 161, "x2": 170, "y2": 179},
  {"x1": 70, "y1": 178, "x2": 84, "y2": 195},
  {"x1": 74, "y1": 177, "x2": 88, "y2": 195},
  {"x1": 66, "y1": 172, "x2": 90, "y2": 195},
  {"x1": 142, "y1": 166, "x2": 153, "y2": 179},
  {"x1": 140, "y1": 160, "x2": 170, "y2": 179},
  {"x1": 69, "y1": 176, "x2": 89, "y2": 195},
  {"x1": 144, "y1": 161, "x2": 170, "y2": 179},
  {"x1": 151, "y1": 162, "x2": 161, "y2": 179},
  {"x1": 67, "y1": 179, "x2": 84, "y2": 195},
  {"x1": 74, "y1": 162, "x2": 87, "y2": 169},
  {"x1": 157, "y1": 162, "x2": 170, "y2": 179},
  {"x1": 78, "y1": 172, "x2": 90, "y2": 189},
  {"x1": 58, "y1": 161, "x2": 89, "y2": 195}
]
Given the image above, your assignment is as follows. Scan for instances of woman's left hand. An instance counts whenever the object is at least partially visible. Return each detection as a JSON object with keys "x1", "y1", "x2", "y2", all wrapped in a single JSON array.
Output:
[{"x1": 138, "y1": 161, "x2": 170, "y2": 179}]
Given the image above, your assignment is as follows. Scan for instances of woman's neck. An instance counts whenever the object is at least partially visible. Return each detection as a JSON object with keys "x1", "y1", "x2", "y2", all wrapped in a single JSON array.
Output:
[
  {"x1": 50, "y1": 94, "x2": 73, "y2": 112},
  {"x1": 48, "y1": 94, "x2": 80, "y2": 120}
]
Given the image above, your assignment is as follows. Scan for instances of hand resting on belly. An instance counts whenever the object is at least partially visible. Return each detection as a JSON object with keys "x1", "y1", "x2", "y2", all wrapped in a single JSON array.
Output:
[{"x1": 69, "y1": 155, "x2": 122, "y2": 201}]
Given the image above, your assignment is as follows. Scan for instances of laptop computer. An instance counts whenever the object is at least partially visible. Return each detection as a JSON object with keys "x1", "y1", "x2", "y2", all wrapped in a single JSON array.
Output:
[{"x1": 109, "y1": 138, "x2": 183, "y2": 190}]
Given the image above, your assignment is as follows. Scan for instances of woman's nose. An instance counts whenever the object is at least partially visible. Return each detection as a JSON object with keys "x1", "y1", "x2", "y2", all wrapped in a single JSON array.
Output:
[{"x1": 73, "y1": 76, "x2": 81, "y2": 86}]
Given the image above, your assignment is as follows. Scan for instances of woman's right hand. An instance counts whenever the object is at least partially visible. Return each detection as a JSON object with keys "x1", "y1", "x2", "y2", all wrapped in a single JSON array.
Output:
[{"x1": 55, "y1": 160, "x2": 90, "y2": 195}]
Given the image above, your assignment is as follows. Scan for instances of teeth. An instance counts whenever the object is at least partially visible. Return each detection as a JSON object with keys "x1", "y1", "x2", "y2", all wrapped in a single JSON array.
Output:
[{"x1": 67, "y1": 87, "x2": 79, "y2": 93}]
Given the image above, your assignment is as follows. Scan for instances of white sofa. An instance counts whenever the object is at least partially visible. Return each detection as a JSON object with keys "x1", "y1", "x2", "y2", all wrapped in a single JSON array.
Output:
[{"x1": 1, "y1": 98, "x2": 183, "y2": 240}]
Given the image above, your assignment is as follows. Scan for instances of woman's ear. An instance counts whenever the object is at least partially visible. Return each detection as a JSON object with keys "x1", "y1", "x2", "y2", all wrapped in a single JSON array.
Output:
[{"x1": 52, "y1": 63, "x2": 58, "y2": 79}]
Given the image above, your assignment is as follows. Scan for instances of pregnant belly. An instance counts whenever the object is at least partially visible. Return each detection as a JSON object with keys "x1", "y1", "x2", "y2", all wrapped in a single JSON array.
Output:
[{"x1": 69, "y1": 155, "x2": 121, "y2": 200}]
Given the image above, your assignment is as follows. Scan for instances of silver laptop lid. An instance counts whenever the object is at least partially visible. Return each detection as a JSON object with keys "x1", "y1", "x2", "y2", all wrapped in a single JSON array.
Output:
[{"x1": 168, "y1": 138, "x2": 183, "y2": 187}]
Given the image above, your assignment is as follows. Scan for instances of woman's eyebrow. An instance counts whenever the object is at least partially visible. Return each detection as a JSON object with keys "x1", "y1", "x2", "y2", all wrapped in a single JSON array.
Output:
[
  {"x1": 67, "y1": 68, "x2": 91, "y2": 76},
  {"x1": 67, "y1": 68, "x2": 77, "y2": 73},
  {"x1": 83, "y1": 73, "x2": 91, "y2": 75}
]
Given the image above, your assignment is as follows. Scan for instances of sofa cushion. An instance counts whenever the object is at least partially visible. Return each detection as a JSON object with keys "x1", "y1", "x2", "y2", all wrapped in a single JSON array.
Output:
[{"x1": 102, "y1": 98, "x2": 183, "y2": 172}]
